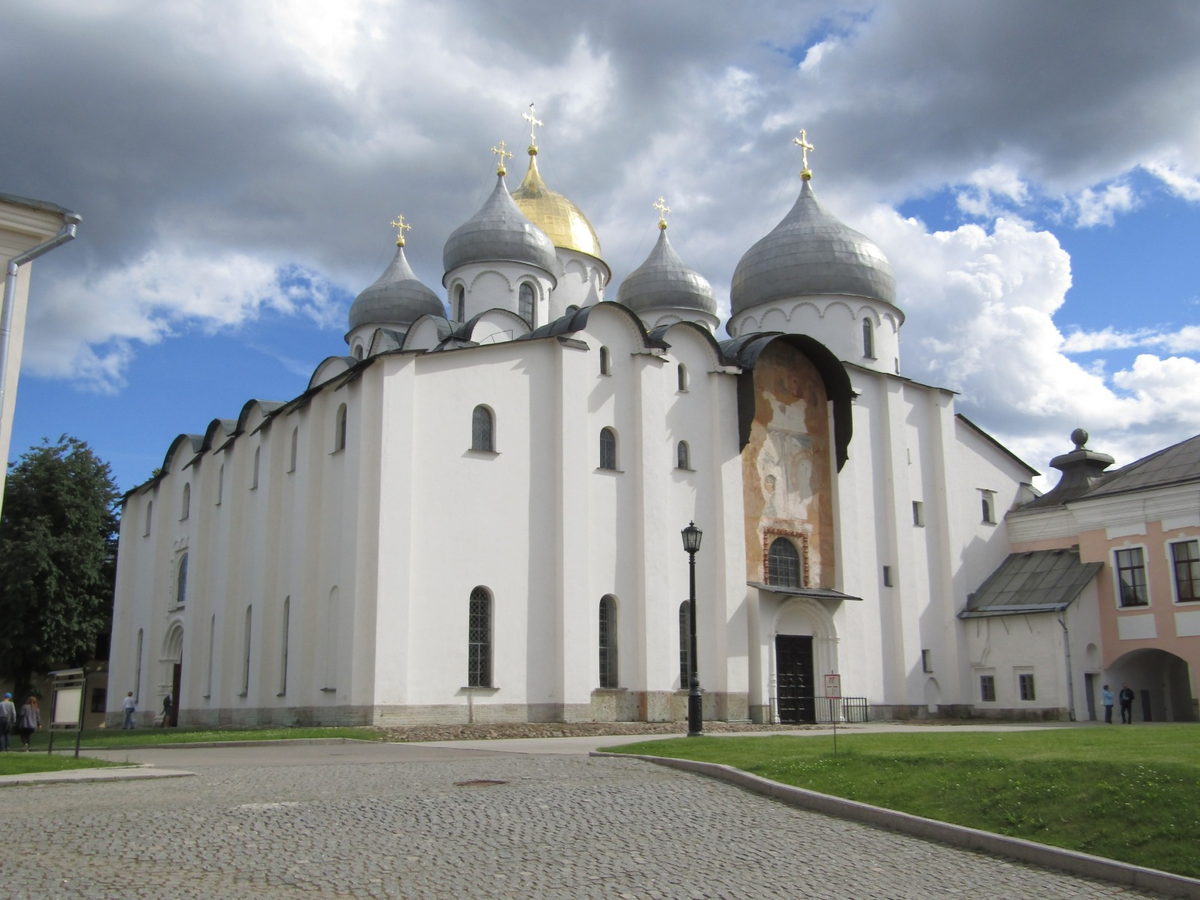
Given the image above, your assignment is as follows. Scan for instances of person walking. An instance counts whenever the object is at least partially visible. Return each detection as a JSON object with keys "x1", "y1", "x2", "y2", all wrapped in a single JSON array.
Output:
[
  {"x1": 160, "y1": 693, "x2": 173, "y2": 727},
  {"x1": 122, "y1": 691, "x2": 137, "y2": 729},
  {"x1": 17, "y1": 695, "x2": 40, "y2": 751},
  {"x1": 1102, "y1": 684, "x2": 1114, "y2": 724},
  {"x1": 1119, "y1": 683, "x2": 1135, "y2": 724},
  {"x1": 0, "y1": 692, "x2": 16, "y2": 750}
]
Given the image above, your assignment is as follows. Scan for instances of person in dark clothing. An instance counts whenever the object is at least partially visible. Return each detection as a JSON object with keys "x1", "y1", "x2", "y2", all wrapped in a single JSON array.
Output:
[
  {"x1": 161, "y1": 693, "x2": 173, "y2": 727},
  {"x1": 1119, "y1": 683, "x2": 1135, "y2": 724}
]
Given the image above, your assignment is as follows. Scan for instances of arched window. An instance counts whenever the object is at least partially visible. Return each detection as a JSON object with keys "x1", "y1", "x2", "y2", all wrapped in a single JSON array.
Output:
[
  {"x1": 678, "y1": 601, "x2": 691, "y2": 687},
  {"x1": 599, "y1": 427, "x2": 617, "y2": 470},
  {"x1": 677, "y1": 363, "x2": 688, "y2": 392},
  {"x1": 144, "y1": 500, "x2": 153, "y2": 536},
  {"x1": 518, "y1": 282, "x2": 535, "y2": 326},
  {"x1": 863, "y1": 317, "x2": 875, "y2": 359},
  {"x1": 251, "y1": 447, "x2": 260, "y2": 489},
  {"x1": 468, "y1": 587, "x2": 492, "y2": 688},
  {"x1": 599, "y1": 346, "x2": 610, "y2": 375},
  {"x1": 676, "y1": 441, "x2": 690, "y2": 470},
  {"x1": 280, "y1": 597, "x2": 290, "y2": 696},
  {"x1": 767, "y1": 537, "x2": 801, "y2": 588},
  {"x1": 455, "y1": 285, "x2": 466, "y2": 322},
  {"x1": 472, "y1": 405, "x2": 494, "y2": 452},
  {"x1": 334, "y1": 403, "x2": 348, "y2": 452},
  {"x1": 352, "y1": 344, "x2": 364, "y2": 360},
  {"x1": 216, "y1": 464, "x2": 224, "y2": 505},
  {"x1": 176, "y1": 553, "x2": 189, "y2": 606},
  {"x1": 289, "y1": 428, "x2": 298, "y2": 473},
  {"x1": 181, "y1": 484, "x2": 190, "y2": 520},
  {"x1": 599, "y1": 595, "x2": 618, "y2": 689},
  {"x1": 241, "y1": 604, "x2": 253, "y2": 695}
]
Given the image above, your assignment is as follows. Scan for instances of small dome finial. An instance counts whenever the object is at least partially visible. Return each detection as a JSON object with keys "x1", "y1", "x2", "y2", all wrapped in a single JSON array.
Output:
[
  {"x1": 522, "y1": 103, "x2": 543, "y2": 157},
  {"x1": 491, "y1": 140, "x2": 513, "y2": 176},
  {"x1": 390, "y1": 213, "x2": 412, "y2": 248},
  {"x1": 793, "y1": 128, "x2": 814, "y2": 181},
  {"x1": 1071, "y1": 428, "x2": 1089, "y2": 449},
  {"x1": 653, "y1": 196, "x2": 671, "y2": 231}
]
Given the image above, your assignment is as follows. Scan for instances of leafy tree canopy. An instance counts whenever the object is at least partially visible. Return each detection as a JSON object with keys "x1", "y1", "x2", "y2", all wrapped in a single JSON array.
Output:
[{"x1": 0, "y1": 436, "x2": 120, "y2": 696}]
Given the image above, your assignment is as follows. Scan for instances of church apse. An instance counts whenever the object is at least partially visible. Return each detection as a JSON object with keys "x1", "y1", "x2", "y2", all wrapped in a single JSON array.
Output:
[{"x1": 742, "y1": 342, "x2": 834, "y2": 588}]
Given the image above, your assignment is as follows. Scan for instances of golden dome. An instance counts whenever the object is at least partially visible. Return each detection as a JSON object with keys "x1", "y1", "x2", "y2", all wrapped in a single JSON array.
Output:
[{"x1": 511, "y1": 153, "x2": 603, "y2": 260}]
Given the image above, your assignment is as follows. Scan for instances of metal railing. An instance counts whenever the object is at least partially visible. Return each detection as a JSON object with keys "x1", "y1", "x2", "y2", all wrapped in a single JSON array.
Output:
[{"x1": 814, "y1": 696, "x2": 869, "y2": 724}]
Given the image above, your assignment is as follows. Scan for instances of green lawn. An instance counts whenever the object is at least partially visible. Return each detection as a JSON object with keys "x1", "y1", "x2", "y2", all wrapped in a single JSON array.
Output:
[
  {"x1": 606, "y1": 726, "x2": 1200, "y2": 879},
  {"x1": 0, "y1": 751, "x2": 125, "y2": 778}
]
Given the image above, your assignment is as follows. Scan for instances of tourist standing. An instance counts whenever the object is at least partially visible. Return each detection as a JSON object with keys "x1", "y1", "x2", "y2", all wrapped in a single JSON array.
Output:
[
  {"x1": 17, "y1": 696, "x2": 40, "y2": 750},
  {"x1": 1119, "y1": 683, "x2": 1135, "y2": 724},
  {"x1": 1101, "y1": 684, "x2": 1114, "y2": 724},
  {"x1": 122, "y1": 691, "x2": 137, "y2": 729},
  {"x1": 0, "y1": 692, "x2": 16, "y2": 750}
]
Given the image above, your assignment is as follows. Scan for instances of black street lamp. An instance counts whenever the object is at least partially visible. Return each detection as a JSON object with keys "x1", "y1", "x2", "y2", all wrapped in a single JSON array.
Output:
[{"x1": 681, "y1": 520, "x2": 703, "y2": 737}]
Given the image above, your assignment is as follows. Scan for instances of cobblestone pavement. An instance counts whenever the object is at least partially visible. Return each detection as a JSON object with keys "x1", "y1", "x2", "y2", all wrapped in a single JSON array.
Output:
[{"x1": 0, "y1": 747, "x2": 1167, "y2": 900}]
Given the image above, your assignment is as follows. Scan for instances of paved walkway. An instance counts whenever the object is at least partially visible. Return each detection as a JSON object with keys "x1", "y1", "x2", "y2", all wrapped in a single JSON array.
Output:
[{"x1": 0, "y1": 736, "x2": 1172, "y2": 899}]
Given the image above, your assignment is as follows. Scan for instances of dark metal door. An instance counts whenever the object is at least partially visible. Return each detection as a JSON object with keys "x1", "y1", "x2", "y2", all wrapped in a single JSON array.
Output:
[{"x1": 776, "y1": 635, "x2": 815, "y2": 723}]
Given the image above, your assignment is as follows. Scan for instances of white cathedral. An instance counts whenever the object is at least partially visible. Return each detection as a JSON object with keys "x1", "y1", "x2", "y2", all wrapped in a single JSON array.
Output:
[{"x1": 109, "y1": 129, "x2": 1056, "y2": 728}]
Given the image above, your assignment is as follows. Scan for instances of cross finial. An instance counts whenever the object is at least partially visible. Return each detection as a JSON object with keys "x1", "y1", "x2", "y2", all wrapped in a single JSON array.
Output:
[
  {"x1": 522, "y1": 103, "x2": 544, "y2": 156},
  {"x1": 793, "y1": 129, "x2": 814, "y2": 180},
  {"x1": 653, "y1": 196, "x2": 671, "y2": 231},
  {"x1": 491, "y1": 140, "x2": 514, "y2": 176},
  {"x1": 390, "y1": 214, "x2": 412, "y2": 247}
]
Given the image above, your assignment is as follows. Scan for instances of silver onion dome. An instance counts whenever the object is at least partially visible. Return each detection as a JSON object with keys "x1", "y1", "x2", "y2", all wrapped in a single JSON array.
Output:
[
  {"x1": 442, "y1": 174, "x2": 558, "y2": 281},
  {"x1": 616, "y1": 227, "x2": 717, "y2": 316},
  {"x1": 349, "y1": 244, "x2": 445, "y2": 331},
  {"x1": 730, "y1": 179, "x2": 896, "y2": 315}
]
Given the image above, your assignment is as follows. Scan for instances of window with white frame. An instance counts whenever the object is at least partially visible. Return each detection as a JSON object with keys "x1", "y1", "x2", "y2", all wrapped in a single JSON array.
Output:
[
  {"x1": 455, "y1": 285, "x2": 466, "y2": 322},
  {"x1": 599, "y1": 346, "x2": 611, "y2": 376},
  {"x1": 979, "y1": 673, "x2": 996, "y2": 702},
  {"x1": 1171, "y1": 540, "x2": 1200, "y2": 602},
  {"x1": 1115, "y1": 547, "x2": 1149, "y2": 607},
  {"x1": 334, "y1": 404, "x2": 348, "y2": 452},
  {"x1": 912, "y1": 500, "x2": 924, "y2": 527},
  {"x1": 980, "y1": 490, "x2": 996, "y2": 524},
  {"x1": 175, "y1": 554, "x2": 188, "y2": 607},
  {"x1": 862, "y1": 317, "x2": 875, "y2": 359},
  {"x1": 677, "y1": 363, "x2": 688, "y2": 392},
  {"x1": 181, "y1": 483, "x2": 190, "y2": 520},
  {"x1": 468, "y1": 587, "x2": 492, "y2": 688},
  {"x1": 471, "y1": 405, "x2": 494, "y2": 452},
  {"x1": 518, "y1": 282, "x2": 535, "y2": 326},
  {"x1": 676, "y1": 441, "x2": 690, "y2": 470},
  {"x1": 599, "y1": 428, "x2": 617, "y2": 470},
  {"x1": 1018, "y1": 672, "x2": 1036, "y2": 701},
  {"x1": 599, "y1": 595, "x2": 618, "y2": 689}
]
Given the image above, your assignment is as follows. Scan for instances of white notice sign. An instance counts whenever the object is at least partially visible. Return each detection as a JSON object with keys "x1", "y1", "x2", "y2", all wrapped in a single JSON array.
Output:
[{"x1": 824, "y1": 674, "x2": 841, "y2": 698}]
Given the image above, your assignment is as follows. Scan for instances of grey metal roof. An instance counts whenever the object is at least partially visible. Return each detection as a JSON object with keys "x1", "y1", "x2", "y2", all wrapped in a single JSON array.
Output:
[
  {"x1": 748, "y1": 582, "x2": 863, "y2": 602},
  {"x1": 1084, "y1": 433, "x2": 1200, "y2": 500},
  {"x1": 349, "y1": 245, "x2": 445, "y2": 332},
  {"x1": 730, "y1": 180, "x2": 896, "y2": 315},
  {"x1": 959, "y1": 549, "x2": 1102, "y2": 619},
  {"x1": 616, "y1": 228, "x2": 717, "y2": 316},
  {"x1": 442, "y1": 175, "x2": 558, "y2": 280}
]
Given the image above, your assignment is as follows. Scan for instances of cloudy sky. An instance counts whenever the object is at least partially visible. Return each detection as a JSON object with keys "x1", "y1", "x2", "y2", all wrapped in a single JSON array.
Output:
[{"x1": 3, "y1": 0, "x2": 1199, "y2": 493}]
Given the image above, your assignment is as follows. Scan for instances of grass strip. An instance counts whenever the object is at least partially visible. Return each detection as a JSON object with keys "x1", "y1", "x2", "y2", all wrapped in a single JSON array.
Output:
[{"x1": 606, "y1": 726, "x2": 1200, "y2": 879}]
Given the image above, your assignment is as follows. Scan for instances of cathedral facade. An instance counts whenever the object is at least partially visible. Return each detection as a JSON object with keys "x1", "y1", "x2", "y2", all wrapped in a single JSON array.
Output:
[{"x1": 109, "y1": 137, "x2": 1055, "y2": 728}]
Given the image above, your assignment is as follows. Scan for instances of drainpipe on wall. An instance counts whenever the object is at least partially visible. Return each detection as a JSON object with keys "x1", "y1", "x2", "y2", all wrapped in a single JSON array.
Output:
[
  {"x1": 1058, "y1": 612, "x2": 1076, "y2": 722},
  {"x1": 0, "y1": 212, "x2": 81, "y2": 431}
]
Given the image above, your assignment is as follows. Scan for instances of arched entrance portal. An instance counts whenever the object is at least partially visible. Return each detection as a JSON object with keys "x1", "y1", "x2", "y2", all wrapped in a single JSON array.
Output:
[
  {"x1": 163, "y1": 623, "x2": 184, "y2": 727},
  {"x1": 771, "y1": 599, "x2": 838, "y2": 724},
  {"x1": 1107, "y1": 648, "x2": 1196, "y2": 723}
]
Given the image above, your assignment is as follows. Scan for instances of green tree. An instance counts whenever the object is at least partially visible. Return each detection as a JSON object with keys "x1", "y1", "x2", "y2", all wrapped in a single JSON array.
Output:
[{"x1": 0, "y1": 436, "x2": 119, "y2": 697}]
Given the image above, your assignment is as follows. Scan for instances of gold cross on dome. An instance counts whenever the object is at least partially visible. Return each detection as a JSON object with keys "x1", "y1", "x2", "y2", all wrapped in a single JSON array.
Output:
[
  {"x1": 522, "y1": 103, "x2": 544, "y2": 151},
  {"x1": 491, "y1": 140, "x2": 514, "y2": 175},
  {"x1": 653, "y1": 196, "x2": 671, "y2": 230},
  {"x1": 793, "y1": 129, "x2": 814, "y2": 180},
  {"x1": 390, "y1": 214, "x2": 411, "y2": 247}
]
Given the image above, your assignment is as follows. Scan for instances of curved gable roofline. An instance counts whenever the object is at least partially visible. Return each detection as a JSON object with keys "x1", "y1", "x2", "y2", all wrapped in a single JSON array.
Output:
[
  {"x1": 461, "y1": 307, "x2": 531, "y2": 342},
  {"x1": 201, "y1": 418, "x2": 238, "y2": 452},
  {"x1": 524, "y1": 301, "x2": 667, "y2": 351},
  {"x1": 720, "y1": 332, "x2": 854, "y2": 471},
  {"x1": 161, "y1": 433, "x2": 204, "y2": 475},
  {"x1": 308, "y1": 356, "x2": 359, "y2": 391},
  {"x1": 400, "y1": 314, "x2": 454, "y2": 352},
  {"x1": 646, "y1": 320, "x2": 735, "y2": 369},
  {"x1": 237, "y1": 399, "x2": 286, "y2": 437}
]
